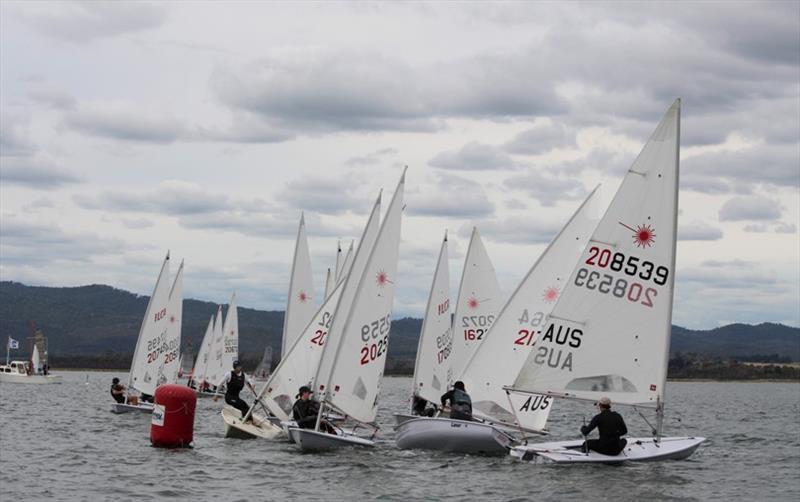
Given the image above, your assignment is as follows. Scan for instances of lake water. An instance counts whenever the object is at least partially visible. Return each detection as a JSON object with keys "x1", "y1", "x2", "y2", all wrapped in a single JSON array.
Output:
[{"x1": 1, "y1": 372, "x2": 798, "y2": 501}]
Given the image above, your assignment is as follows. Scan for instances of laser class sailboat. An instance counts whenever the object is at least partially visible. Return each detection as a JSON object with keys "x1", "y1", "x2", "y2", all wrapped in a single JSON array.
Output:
[
  {"x1": 395, "y1": 190, "x2": 601, "y2": 454},
  {"x1": 223, "y1": 192, "x2": 381, "y2": 440},
  {"x1": 281, "y1": 214, "x2": 316, "y2": 359},
  {"x1": 289, "y1": 170, "x2": 405, "y2": 451},
  {"x1": 507, "y1": 99, "x2": 705, "y2": 463}
]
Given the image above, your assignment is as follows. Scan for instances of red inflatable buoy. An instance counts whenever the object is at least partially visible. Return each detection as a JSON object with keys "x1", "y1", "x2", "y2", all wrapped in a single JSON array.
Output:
[{"x1": 150, "y1": 384, "x2": 196, "y2": 448}]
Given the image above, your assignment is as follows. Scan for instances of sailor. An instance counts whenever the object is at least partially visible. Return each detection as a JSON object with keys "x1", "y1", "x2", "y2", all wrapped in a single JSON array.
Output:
[
  {"x1": 213, "y1": 360, "x2": 256, "y2": 422},
  {"x1": 110, "y1": 377, "x2": 126, "y2": 404},
  {"x1": 411, "y1": 395, "x2": 435, "y2": 417},
  {"x1": 440, "y1": 381, "x2": 473, "y2": 421},
  {"x1": 580, "y1": 396, "x2": 628, "y2": 455},
  {"x1": 292, "y1": 386, "x2": 336, "y2": 434}
]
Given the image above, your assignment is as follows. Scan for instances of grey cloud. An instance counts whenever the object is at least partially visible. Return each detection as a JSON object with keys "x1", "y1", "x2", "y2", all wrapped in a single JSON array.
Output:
[
  {"x1": 73, "y1": 180, "x2": 237, "y2": 215},
  {"x1": 683, "y1": 144, "x2": 800, "y2": 194},
  {"x1": 120, "y1": 217, "x2": 154, "y2": 229},
  {"x1": 429, "y1": 141, "x2": 515, "y2": 171},
  {"x1": 677, "y1": 220, "x2": 723, "y2": 241},
  {"x1": 774, "y1": 222, "x2": 797, "y2": 234},
  {"x1": 188, "y1": 113, "x2": 294, "y2": 144},
  {"x1": 63, "y1": 106, "x2": 184, "y2": 144},
  {"x1": 178, "y1": 211, "x2": 356, "y2": 239},
  {"x1": 18, "y1": 1, "x2": 166, "y2": 43},
  {"x1": 719, "y1": 195, "x2": 783, "y2": 222},
  {"x1": 407, "y1": 174, "x2": 495, "y2": 218},
  {"x1": 744, "y1": 221, "x2": 798, "y2": 234},
  {"x1": 277, "y1": 176, "x2": 364, "y2": 216},
  {"x1": 345, "y1": 148, "x2": 398, "y2": 167},
  {"x1": 503, "y1": 169, "x2": 587, "y2": 207},
  {"x1": 27, "y1": 89, "x2": 77, "y2": 110},
  {"x1": 1, "y1": 116, "x2": 37, "y2": 157},
  {"x1": 504, "y1": 122, "x2": 576, "y2": 155},
  {"x1": 458, "y1": 217, "x2": 562, "y2": 245},
  {"x1": 0, "y1": 156, "x2": 85, "y2": 189},
  {"x1": 743, "y1": 223, "x2": 769, "y2": 233}
]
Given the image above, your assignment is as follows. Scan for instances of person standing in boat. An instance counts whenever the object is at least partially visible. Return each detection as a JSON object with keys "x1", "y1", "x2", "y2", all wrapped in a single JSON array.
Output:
[
  {"x1": 580, "y1": 397, "x2": 628, "y2": 455},
  {"x1": 110, "y1": 377, "x2": 126, "y2": 404},
  {"x1": 213, "y1": 360, "x2": 256, "y2": 422},
  {"x1": 292, "y1": 386, "x2": 336, "y2": 433},
  {"x1": 440, "y1": 381, "x2": 473, "y2": 421}
]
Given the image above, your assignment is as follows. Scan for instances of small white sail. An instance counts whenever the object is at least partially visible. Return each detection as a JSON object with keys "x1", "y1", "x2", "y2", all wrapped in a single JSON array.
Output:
[
  {"x1": 281, "y1": 214, "x2": 316, "y2": 359},
  {"x1": 450, "y1": 228, "x2": 503, "y2": 381},
  {"x1": 321, "y1": 170, "x2": 405, "y2": 424},
  {"x1": 459, "y1": 188, "x2": 601, "y2": 432},
  {"x1": 314, "y1": 195, "x2": 382, "y2": 396},
  {"x1": 162, "y1": 259, "x2": 183, "y2": 384},
  {"x1": 204, "y1": 305, "x2": 225, "y2": 386},
  {"x1": 411, "y1": 232, "x2": 452, "y2": 405},
  {"x1": 324, "y1": 268, "x2": 333, "y2": 300},
  {"x1": 192, "y1": 315, "x2": 215, "y2": 385},
  {"x1": 337, "y1": 241, "x2": 354, "y2": 286},
  {"x1": 221, "y1": 293, "x2": 239, "y2": 376},
  {"x1": 129, "y1": 252, "x2": 171, "y2": 396},
  {"x1": 513, "y1": 100, "x2": 681, "y2": 408},
  {"x1": 31, "y1": 345, "x2": 41, "y2": 374}
]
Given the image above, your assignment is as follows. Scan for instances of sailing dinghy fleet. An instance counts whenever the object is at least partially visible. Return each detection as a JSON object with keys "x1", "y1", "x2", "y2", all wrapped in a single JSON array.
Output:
[{"x1": 101, "y1": 100, "x2": 703, "y2": 463}]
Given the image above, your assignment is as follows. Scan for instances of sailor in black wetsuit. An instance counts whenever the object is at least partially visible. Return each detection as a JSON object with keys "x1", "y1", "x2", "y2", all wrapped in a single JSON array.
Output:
[
  {"x1": 110, "y1": 377, "x2": 126, "y2": 404},
  {"x1": 213, "y1": 360, "x2": 256, "y2": 422},
  {"x1": 440, "y1": 381, "x2": 473, "y2": 421},
  {"x1": 292, "y1": 386, "x2": 336, "y2": 433},
  {"x1": 581, "y1": 396, "x2": 628, "y2": 455}
]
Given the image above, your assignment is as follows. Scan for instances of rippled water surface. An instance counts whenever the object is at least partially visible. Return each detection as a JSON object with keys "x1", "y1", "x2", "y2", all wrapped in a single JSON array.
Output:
[{"x1": 1, "y1": 373, "x2": 798, "y2": 501}]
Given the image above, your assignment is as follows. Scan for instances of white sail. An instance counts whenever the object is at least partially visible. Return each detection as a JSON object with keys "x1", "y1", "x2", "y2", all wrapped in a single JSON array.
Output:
[
  {"x1": 204, "y1": 305, "x2": 225, "y2": 386},
  {"x1": 220, "y1": 293, "x2": 239, "y2": 376},
  {"x1": 450, "y1": 228, "x2": 503, "y2": 381},
  {"x1": 281, "y1": 214, "x2": 316, "y2": 359},
  {"x1": 192, "y1": 315, "x2": 215, "y2": 384},
  {"x1": 31, "y1": 345, "x2": 41, "y2": 373},
  {"x1": 256, "y1": 194, "x2": 382, "y2": 420},
  {"x1": 333, "y1": 241, "x2": 343, "y2": 283},
  {"x1": 314, "y1": 196, "x2": 382, "y2": 396},
  {"x1": 337, "y1": 241, "x2": 354, "y2": 286},
  {"x1": 321, "y1": 170, "x2": 405, "y2": 424},
  {"x1": 129, "y1": 252, "x2": 171, "y2": 395},
  {"x1": 324, "y1": 268, "x2": 333, "y2": 300},
  {"x1": 459, "y1": 188, "x2": 601, "y2": 432},
  {"x1": 513, "y1": 100, "x2": 681, "y2": 408},
  {"x1": 162, "y1": 259, "x2": 183, "y2": 384},
  {"x1": 411, "y1": 232, "x2": 452, "y2": 405}
]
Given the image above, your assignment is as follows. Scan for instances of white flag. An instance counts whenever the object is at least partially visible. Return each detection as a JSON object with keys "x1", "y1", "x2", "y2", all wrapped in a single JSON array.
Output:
[{"x1": 8, "y1": 338, "x2": 19, "y2": 349}]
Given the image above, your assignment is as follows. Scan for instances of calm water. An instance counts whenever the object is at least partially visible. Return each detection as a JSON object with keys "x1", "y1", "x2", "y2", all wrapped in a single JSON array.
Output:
[{"x1": 1, "y1": 372, "x2": 798, "y2": 501}]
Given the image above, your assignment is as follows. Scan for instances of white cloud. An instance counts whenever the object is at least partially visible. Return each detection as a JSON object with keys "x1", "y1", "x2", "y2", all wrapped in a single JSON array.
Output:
[
  {"x1": 429, "y1": 141, "x2": 516, "y2": 171},
  {"x1": 719, "y1": 195, "x2": 783, "y2": 222}
]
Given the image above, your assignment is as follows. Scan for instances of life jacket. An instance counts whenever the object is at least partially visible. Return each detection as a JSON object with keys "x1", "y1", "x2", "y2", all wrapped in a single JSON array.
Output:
[
  {"x1": 451, "y1": 388, "x2": 472, "y2": 415},
  {"x1": 226, "y1": 371, "x2": 245, "y2": 398}
]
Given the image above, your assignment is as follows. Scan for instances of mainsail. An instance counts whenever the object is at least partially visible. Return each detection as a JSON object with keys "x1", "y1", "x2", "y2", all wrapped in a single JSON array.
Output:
[
  {"x1": 129, "y1": 252, "x2": 171, "y2": 395},
  {"x1": 512, "y1": 100, "x2": 681, "y2": 411},
  {"x1": 319, "y1": 170, "x2": 405, "y2": 424},
  {"x1": 192, "y1": 315, "x2": 215, "y2": 385},
  {"x1": 162, "y1": 259, "x2": 183, "y2": 384},
  {"x1": 337, "y1": 241, "x2": 354, "y2": 286},
  {"x1": 259, "y1": 194, "x2": 382, "y2": 420},
  {"x1": 459, "y1": 188, "x2": 601, "y2": 432},
  {"x1": 204, "y1": 305, "x2": 225, "y2": 386},
  {"x1": 449, "y1": 228, "x2": 503, "y2": 380},
  {"x1": 220, "y1": 293, "x2": 239, "y2": 377},
  {"x1": 410, "y1": 232, "x2": 452, "y2": 405},
  {"x1": 281, "y1": 214, "x2": 316, "y2": 358}
]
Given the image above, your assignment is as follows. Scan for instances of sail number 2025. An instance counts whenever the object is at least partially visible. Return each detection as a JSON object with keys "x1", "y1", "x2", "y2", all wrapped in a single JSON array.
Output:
[{"x1": 360, "y1": 314, "x2": 391, "y2": 365}]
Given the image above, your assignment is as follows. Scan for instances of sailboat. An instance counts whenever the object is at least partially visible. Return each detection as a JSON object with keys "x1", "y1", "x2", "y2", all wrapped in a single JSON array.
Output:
[
  {"x1": 253, "y1": 345, "x2": 274, "y2": 381},
  {"x1": 202, "y1": 305, "x2": 226, "y2": 394},
  {"x1": 281, "y1": 215, "x2": 317, "y2": 359},
  {"x1": 190, "y1": 314, "x2": 220, "y2": 398},
  {"x1": 394, "y1": 228, "x2": 501, "y2": 426},
  {"x1": 159, "y1": 260, "x2": 183, "y2": 386},
  {"x1": 507, "y1": 99, "x2": 705, "y2": 463},
  {"x1": 0, "y1": 339, "x2": 62, "y2": 384},
  {"x1": 395, "y1": 190, "x2": 601, "y2": 454},
  {"x1": 289, "y1": 169, "x2": 405, "y2": 451},
  {"x1": 111, "y1": 252, "x2": 171, "y2": 413},
  {"x1": 224, "y1": 192, "x2": 382, "y2": 440}
]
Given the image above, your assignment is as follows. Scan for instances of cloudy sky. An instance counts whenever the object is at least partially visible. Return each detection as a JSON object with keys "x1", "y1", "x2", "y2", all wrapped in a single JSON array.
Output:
[{"x1": 1, "y1": 1, "x2": 798, "y2": 329}]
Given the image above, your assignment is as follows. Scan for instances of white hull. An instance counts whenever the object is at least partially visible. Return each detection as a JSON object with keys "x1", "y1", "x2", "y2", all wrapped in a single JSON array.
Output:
[
  {"x1": 221, "y1": 406, "x2": 283, "y2": 439},
  {"x1": 289, "y1": 428, "x2": 374, "y2": 451},
  {"x1": 0, "y1": 374, "x2": 62, "y2": 385},
  {"x1": 393, "y1": 413, "x2": 417, "y2": 426},
  {"x1": 395, "y1": 417, "x2": 514, "y2": 455},
  {"x1": 509, "y1": 436, "x2": 705, "y2": 464},
  {"x1": 110, "y1": 402, "x2": 154, "y2": 414}
]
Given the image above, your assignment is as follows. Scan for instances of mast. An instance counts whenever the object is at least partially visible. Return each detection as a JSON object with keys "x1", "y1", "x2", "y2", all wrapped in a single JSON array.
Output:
[{"x1": 657, "y1": 98, "x2": 681, "y2": 440}]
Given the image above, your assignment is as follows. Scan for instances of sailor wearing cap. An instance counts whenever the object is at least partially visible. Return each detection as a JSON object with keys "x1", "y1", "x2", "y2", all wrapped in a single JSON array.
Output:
[
  {"x1": 292, "y1": 386, "x2": 336, "y2": 434},
  {"x1": 580, "y1": 396, "x2": 628, "y2": 455},
  {"x1": 213, "y1": 360, "x2": 256, "y2": 422}
]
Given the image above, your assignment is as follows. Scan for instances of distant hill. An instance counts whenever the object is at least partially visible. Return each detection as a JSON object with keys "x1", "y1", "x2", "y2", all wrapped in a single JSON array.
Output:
[{"x1": 0, "y1": 281, "x2": 798, "y2": 362}]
